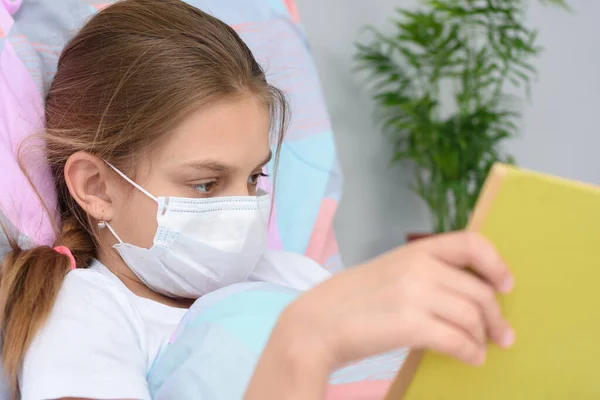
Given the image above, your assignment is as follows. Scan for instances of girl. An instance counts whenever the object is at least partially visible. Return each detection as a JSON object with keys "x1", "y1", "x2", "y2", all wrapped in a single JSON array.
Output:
[{"x1": 0, "y1": 1, "x2": 515, "y2": 399}]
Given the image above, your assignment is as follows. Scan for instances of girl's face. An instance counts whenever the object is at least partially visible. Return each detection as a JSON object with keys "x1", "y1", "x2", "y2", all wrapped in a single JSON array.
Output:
[
  {"x1": 110, "y1": 96, "x2": 272, "y2": 250},
  {"x1": 65, "y1": 95, "x2": 271, "y2": 300}
]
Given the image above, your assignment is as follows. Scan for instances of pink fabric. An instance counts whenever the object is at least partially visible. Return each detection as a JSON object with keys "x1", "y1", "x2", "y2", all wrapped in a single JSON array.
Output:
[
  {"x1": 0, "y1": 0, "x2": 13, "y2": 37},
  {"x1": 326, "y1": 381, "x2": 392, "y2": 400},
  {"x1": 0, "y1": 4, "x2": 56, "y2": 246},
  {"x1": 283, "y1": 0, "x2": 301, "y2": 23},
  {"x1": 1, "y1": 0, "x2": 21, "y2": 16},
  {"x1": 305, "y1": 198, "x2": 340, "y2": 268},
  {"x1": 258, "y1": 176, "x2": 284, "y2": 251}
]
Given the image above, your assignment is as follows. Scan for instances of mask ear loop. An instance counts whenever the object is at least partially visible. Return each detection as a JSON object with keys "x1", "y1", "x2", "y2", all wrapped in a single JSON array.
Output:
[
  {"x1": 98, "y1": 220, "x2": 124, "y2": 244},
  {"x1": 100, "y1": 161, "x2": 158, "y2": 244},
  {"x1": 103, "y1": 161, "x2": 158, "y2": 203}
]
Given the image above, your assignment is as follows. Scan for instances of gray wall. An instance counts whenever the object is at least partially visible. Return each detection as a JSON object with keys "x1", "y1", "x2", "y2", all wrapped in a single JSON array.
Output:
[{"x1": 296, "y1": 0, "x2": 600, "y2": 267}]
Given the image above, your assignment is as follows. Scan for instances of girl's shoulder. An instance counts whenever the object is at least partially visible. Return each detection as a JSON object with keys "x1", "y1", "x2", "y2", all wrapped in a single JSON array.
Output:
[
  {"x1": 52, "y1": 262, "x2": 145, "y2": 329},
  {"x1": 20, "y1": 264, "x2": 151, "y2": 400}
]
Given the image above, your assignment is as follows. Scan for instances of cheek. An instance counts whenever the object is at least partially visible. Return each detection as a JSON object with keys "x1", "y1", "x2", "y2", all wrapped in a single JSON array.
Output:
[{"x1": 114, "y1": 191, "x2": 159, "y2": 248}]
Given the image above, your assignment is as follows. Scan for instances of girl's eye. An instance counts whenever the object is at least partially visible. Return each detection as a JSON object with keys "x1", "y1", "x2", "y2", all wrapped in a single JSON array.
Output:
[
  {"x1": 248, "y1": 172, "x2": 269, "y2": 185},
  {"x1": 193, "y1": 181, "x2": 218, "y2": 193}
]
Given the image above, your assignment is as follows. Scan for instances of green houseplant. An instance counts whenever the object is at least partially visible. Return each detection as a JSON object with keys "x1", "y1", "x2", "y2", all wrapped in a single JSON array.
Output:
[{"x1": 355, "y1": 0, "x2": 568, "y2": 234}]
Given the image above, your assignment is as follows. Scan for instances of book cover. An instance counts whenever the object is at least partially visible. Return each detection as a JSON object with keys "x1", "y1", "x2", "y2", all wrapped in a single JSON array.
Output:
[{"x1": 386, "y1": 163, "x2": 600, "y2": 399}]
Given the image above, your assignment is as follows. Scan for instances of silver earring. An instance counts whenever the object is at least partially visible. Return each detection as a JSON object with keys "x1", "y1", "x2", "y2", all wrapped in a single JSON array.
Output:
[{"x1": 98, "y1": 221, "x2": 107, "y2": 229}]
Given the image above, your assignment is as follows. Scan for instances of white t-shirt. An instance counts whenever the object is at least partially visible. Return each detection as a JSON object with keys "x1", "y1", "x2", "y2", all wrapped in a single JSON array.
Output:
[
  {"x1": 19, "y1": 261, "x2": 187, "y2": 400},
  {"x1": 19, "y1": 251, "x2": 330, "y2": 399}
]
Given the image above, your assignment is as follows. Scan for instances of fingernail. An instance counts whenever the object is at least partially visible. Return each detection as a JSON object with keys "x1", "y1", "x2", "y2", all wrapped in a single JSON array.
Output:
[
  {"x1": 473, "y1": 351, "x2": 486, "y2": 366},
  {"x1": 500, "y1": 275, "x2": 514, "y2": 293},
  {"x1": 502, "y1": 328, "x2": 515, "y2": 348}
]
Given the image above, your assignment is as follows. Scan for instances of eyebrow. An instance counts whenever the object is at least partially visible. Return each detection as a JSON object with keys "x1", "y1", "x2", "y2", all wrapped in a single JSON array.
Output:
[{"x1": 182, "y1": 151, "x2": 273, "y2": 173}]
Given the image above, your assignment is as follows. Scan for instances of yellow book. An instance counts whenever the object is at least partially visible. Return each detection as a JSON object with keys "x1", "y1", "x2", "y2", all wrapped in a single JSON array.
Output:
[{"x1": 386, "y1": 163, "x2": 600, "y2": 399}]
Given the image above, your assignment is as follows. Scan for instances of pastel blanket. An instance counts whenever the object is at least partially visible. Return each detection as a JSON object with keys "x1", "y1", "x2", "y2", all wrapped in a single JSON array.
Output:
[{"x1": 148, "y1": 282, "x2": 407, "y2": 399}]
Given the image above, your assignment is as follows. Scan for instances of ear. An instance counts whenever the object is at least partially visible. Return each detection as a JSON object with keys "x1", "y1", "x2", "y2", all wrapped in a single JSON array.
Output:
[{"x1": 64, "y1": 152, "x2": 117, "y2": 222}]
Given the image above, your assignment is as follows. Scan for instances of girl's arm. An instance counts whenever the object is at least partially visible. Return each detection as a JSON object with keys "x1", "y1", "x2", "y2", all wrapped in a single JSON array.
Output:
[
  {"x1": 245, "y1": 232, "x2": 515, "y2": 399},
  {"x1": 245, "y1": 308, "x2": 332, "y2": 400}
]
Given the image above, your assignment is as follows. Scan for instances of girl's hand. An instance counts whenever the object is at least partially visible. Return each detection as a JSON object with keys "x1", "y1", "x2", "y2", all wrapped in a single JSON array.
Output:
[
  {"x1": 246, "y1": 231, "x2": 514, "y2": 400},
  {"x1": 290, "y1": 231, "x2": 514, "y2": 368}
]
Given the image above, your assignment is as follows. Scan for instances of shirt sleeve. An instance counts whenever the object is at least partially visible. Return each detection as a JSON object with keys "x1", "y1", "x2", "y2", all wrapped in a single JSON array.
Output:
[{"x1": 20, "y1": 270, "x2": 151, "y2": 400}]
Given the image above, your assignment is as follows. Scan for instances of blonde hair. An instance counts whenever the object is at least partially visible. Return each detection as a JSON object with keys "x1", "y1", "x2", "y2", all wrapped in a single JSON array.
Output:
[{"x1": 0, "y1": 0, "x2": 287, "y2": 394}]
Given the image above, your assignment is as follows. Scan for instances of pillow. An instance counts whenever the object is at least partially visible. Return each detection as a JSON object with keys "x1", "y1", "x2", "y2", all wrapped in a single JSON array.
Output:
[
  {"x1": 0, "y1": 0, "x2": 344, "y2": 272},
  {"x1": 0, "y1": 0, "x2": 56, "y2": 249}
]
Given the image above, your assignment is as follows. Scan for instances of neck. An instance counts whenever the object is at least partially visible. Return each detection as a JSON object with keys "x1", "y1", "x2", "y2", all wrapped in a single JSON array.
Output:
[{"x1": 97, "y1": 248, "x2": 194, "y2": 309}]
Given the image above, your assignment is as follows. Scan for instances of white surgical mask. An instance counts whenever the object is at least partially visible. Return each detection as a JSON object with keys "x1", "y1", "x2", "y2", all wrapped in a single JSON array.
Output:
[{"x1": 103, "y1": 162, "x2": 270, "y2": 299}]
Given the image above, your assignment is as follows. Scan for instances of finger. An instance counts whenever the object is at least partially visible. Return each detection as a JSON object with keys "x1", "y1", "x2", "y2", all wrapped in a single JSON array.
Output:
[
  {"x1": 433, "y1": 264, "x2": 514, "y2": 348},
  {"x1": 425, "y1": 288, "x2": 485, "y2": 345},
  {"x1": 414, "y1": 231, "x2": 513, "y2": 293},
  {"x1": 415, "y1": 316, "x2": 486, "y2": 366}
]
